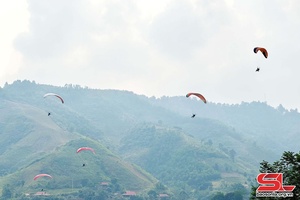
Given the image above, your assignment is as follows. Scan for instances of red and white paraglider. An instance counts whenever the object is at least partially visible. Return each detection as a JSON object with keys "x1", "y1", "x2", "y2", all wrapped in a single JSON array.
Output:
[
  {"x1": 76, "y1": 147, "x2": 96, "y2": 154},
  {"x1": 76, "y1": 147, "x2": 96, "y2": 167},
  {"x1": 43, "y1": 93, "x2": 64, "y2": 104},
  {"x1": 43, "y1": 93, "x2": 64, "y2": 116},
  {"x1": 33, "y1": 174, "x2": 52, "y2": 181}
]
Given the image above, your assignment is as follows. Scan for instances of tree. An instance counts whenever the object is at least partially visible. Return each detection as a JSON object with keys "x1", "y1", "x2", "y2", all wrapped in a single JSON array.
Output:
[
  {"x1": 178, "y1": 191, "x2": 189, "y2": 200},
  {"x1": 229, "y1": 149, "x2": 236, "y2": 162},
  {"x1": 211, "y1": 192, "x2": 243, "y2": 200},
  {"x1": 154, "y1": 182, "x2": 166, "y2": 192},
  {"x1": 207, "y1": 139, "x2": 213, "y2": 146},
  {"x1": 1, "y1": 184, "x2": 12, "y2": 199},
  {"x1": 211, "y1": 192, "x2": 224, "y2": 200},
  {"x1": 147, "y1": 190, "x2": 157, "y2": 200},
  {"x1": 111, "y1": 178, "x2": 122, "y2": 192},
  {"x1": 224, "y1": 192, "x2": 243, "y2": 200},
  {"x1": 229, "y1": 183, "x2": 247, "y2": 195},
  {"x1": 250, "y1": 151, "x2": 300, "y2": 199}
]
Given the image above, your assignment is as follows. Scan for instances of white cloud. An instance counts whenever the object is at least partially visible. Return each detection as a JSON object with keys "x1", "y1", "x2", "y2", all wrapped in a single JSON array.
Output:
[
  {"x1": 0, "y1": 0, "x2": 29, "y2": 81},
  {"x1": 1, "y1": 0, "x2": 300, "y2": 109}
]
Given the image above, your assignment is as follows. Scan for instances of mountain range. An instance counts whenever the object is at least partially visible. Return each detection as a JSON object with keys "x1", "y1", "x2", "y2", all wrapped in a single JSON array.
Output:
[{"x1": 0, "y1": 80, "x2": 299, "y2": 199}]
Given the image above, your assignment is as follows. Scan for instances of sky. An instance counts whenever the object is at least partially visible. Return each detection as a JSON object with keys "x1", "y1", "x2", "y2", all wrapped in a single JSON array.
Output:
[{"x1": 1, "y1": 0, "x2": 300, "y2": 110}]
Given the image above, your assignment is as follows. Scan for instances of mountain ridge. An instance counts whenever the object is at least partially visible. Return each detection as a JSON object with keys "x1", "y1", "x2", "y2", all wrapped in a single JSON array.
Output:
[{"x1": 0, "y1": 80, "x2": 299, "y2": 199}]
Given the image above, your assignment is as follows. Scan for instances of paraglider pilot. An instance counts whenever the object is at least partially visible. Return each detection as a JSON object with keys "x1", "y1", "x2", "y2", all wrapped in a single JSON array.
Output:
[
  {"x1": 48, "y1": 112, "x2": 51, "y2": 116},
  {"x1": 256, "y1": 67, "x2": 260, "y2": 72},
  {"x1": 82, "y1": 163, "x2": 86, "y2": 167},
  {"x1": 191, "y1": 114, "x2": 196, "y2": 118}
]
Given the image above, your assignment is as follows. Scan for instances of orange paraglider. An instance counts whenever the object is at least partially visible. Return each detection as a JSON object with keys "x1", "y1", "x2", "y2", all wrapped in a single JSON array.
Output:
[
  {"x1": 186, "y1": 93, "x2": 207, "y2": 104},
  {"x1": 253, "y1": 47, "x2": 268, "y2": 59}
]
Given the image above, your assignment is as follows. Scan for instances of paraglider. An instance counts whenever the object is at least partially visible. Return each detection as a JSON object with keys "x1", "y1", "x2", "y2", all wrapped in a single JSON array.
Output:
[
  {"x1": 43, "y1": 93, "x2": 64, "y2": 116},
  {"x1": 253, "y1": 47, "x2": 268, "y2": 58},
  {"x1": 33, "y1": 174, "x2": 52, "y2": 181},
  {"x1": 186, "y1": 93, "x2": 207, "y2": 104},
  {"x1": 253, "y1": 47, "x2": 268, "y2": 71},
  {"x1": 77, "y1": 147, "x2": 95, "y2": 167},
  {"x1": 33, "y1": 174, "x2": 52, "y2": 192},
  {"x1": 76, "y1": 147, "x2": 96, "y2": 154},
  {"x1": 186, "y1": 93, "x2": 206, "y2": 119},
  {"x1": 43, "y1": 93, "x2": 64, "y2": 104}
]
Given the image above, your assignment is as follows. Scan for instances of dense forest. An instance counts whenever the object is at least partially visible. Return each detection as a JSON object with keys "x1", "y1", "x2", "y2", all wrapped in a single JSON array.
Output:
[{"x1": 0, "y1": 80, "x2": 299, "y2": 199}]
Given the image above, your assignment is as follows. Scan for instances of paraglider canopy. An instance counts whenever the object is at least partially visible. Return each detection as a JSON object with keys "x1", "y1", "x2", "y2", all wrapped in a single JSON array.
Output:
[
  {"x1": 43, "y1": 93, "x2": 64, "y2": 104},
  {"x1": 253, "y1": 47, "x2": 268, "y2": 59},
  {"x1": 76, "y1": 147, "x2": 96, "y2": 154},
  {"x1": 186, "y1": 93, "x2": 207, "y2": 104},
  {"x1": 33, "y1": 174, "x2": 52, "y2": 181}
]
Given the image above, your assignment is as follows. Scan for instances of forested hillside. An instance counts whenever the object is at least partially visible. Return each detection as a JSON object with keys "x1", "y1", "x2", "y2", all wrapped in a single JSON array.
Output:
[
  {"x1": 152, "y1": 96, "x2": 300, "y2": 154},
  {"x1": 0, "y1": 80, "x2": 299, "y2": 199}
]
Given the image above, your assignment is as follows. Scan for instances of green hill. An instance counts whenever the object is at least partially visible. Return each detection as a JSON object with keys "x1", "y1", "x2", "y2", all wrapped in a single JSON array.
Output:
[
  {"x1": 0, "y1": 86, "x2": 157, "y2": 198},
  {"x1": 1, "y1": 80, "x2": 299, "y2": 199},
  {"x1": 152, "y1": 96, "x2": 300, "y2": 155},
  {"x1": 0, "y1": 137, "x2": 156, "y2": 195},
  {"x1": 0, "y1": 99, "x2": 78, "y2": 176},
  {"x1": 119, "y1": 123, "x2": 261, "y2": 198}
]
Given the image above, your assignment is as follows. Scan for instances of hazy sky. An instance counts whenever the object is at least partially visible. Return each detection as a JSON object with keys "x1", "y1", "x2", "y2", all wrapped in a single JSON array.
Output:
[{"x1": 1, "y1": 0, "x2": 300, "y2": 110}]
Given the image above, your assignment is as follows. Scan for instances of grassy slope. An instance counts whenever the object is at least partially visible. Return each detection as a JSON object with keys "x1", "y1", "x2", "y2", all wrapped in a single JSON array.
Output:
[
  {"x1": 0, "y1": 137, "x2": 156, "y2": 194},
  {"x1": 0, "y1": 98, "x2": 156, "y2": 195},
  {"x1": 119, "y1": 124, "x2": 256, "y2": 196},
  {"x1": 0, "y1": 100, "x2": 78, "y2": 174}
]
